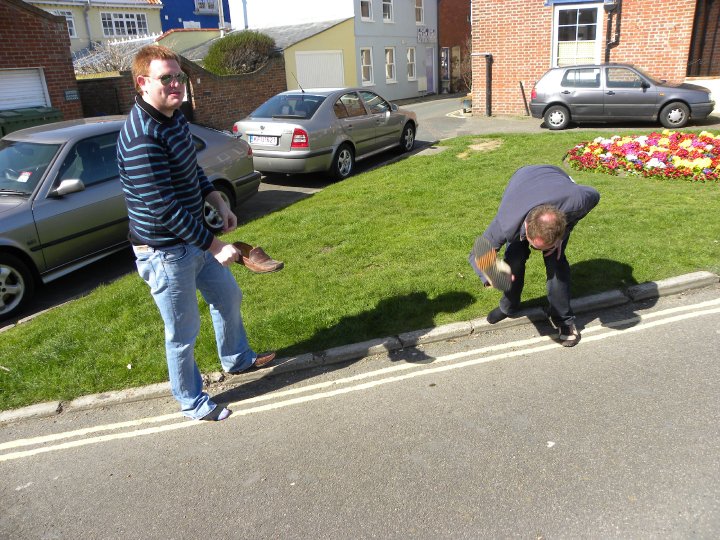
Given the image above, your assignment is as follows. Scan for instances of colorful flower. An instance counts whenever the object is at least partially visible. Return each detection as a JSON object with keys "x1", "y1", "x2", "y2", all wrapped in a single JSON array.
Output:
[{"x1": 566, "y1": 130, "x2": 720, "y2": 183}]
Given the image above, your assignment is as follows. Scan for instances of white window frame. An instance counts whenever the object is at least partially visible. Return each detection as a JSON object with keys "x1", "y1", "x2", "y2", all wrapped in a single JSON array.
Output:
[
  {"x1": 552, "y1": 3, "x2": 602, "y2": 67},
  {"x1": 360, "y1": 0, "x2": 373, "y2": 21},
  {"x1": 415, "y1": 0, "x2": 424, "y2": 25},
  {"x1": 406, "y1": 47, "x2": 416, "y2": 81},
  {"x1": 51, "y1": 10, "x2": 77, "y2": 38},
  {"x1": 101, "y1": 12, "x2": 149, "y2": 37},
  {"x1": 385, "y1": 47, "x2": 396, "y2": 83},
  {"x1": 382, "y1": 0, "x2": 393, "y2": 23},
  {"x1": 360, "y1": 47, "x2": 374, "y2": 86},
  {"x1": 194, "y1": 0, "x2": 217, "y2": 14}
]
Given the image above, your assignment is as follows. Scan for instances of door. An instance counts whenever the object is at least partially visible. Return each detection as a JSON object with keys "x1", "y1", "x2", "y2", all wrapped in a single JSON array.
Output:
[
  {"x1": 295, "y1": 51, "x2": 345, "y2": 88},
  {"x1": 359, "y1": 90, "x2": 402, "y2": 148},
  {"x1": 0, "y1": 68, "x2": 51, "y2": 110},
  {"x1": 559, "y1": 66, "x2": 604, "y2": 120},
  {"x1": 333, "y1": 91, "x2": 378, "y2": 157},
  {"x1": 603, "y1": 66, "x2": 658, "y2": 119},
  {"x1": 425, "y1": 47, "x2": 435, "y2": 94},
  {"x1": 32, "y1": 132, "x2": 128, "y2": 273}
]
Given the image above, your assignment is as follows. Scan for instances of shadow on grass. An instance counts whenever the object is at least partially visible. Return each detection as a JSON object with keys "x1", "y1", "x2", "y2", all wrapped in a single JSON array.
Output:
[{"x1": 212, "y1": 290, "x2": 475, "y2": 404}]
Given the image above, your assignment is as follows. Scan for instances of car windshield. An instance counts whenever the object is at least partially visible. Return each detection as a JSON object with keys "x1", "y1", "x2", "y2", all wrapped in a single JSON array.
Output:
[
  {"x1": 0, "y1": 140, "x2": 60, "y2": 196},
  {"x1": 250, "y1": 94, "x2": 327, "y2": 120}
]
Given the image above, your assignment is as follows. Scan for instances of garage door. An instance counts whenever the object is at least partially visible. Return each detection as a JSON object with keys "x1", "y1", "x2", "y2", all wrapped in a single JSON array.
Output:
[
  {"x1": 0, "y1": 68, "x2": 51, "y2": 110},
  {"x1": 295, "y1": 51, "x2": 345, "y2": 89}
]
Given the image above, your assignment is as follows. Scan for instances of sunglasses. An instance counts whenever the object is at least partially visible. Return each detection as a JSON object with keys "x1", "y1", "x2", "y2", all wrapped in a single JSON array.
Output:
[{"x1": 150, "y1": 72, "x2": 189, "y2": 86}]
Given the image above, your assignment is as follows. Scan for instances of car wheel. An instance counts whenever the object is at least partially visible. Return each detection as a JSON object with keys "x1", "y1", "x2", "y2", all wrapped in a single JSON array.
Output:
[
  {"x1": 399, "y1": 123, "x2": 415, "y2": 153},
  {"x1": 543, "y1": 105, "x2": 570, "y2": 130},
  {"x1": 0, "y1": 253, "x2": 34, "y2": 321},
  {"x1": 659, "y1": 102, "x2": 690, "y2": 129},
  {"x1": 329, "y1": 144, "x2": 354, "y2": 180},
  {"x1": 204, "y1": 183, "x2": 235, "y2": 234}
]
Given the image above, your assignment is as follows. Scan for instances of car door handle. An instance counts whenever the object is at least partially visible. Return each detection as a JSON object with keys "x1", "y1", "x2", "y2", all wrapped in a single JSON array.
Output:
[
  {"x1": 606, "y1": 91, "x2": 615, "y2": 95},
  {"x1": 561, "y1": 90, "x2": 571, "y2": 94}
]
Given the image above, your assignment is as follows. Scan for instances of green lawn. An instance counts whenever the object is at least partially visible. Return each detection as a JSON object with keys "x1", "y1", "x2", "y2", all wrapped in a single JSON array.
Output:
[{"x1": 1, "y1": 130, "x2": 718, "y2": 411}]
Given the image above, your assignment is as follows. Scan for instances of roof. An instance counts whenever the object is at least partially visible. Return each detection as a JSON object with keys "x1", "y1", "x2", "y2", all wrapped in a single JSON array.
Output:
[
  {"x1": 179, "y1": 18, "x2": 352, "y2": 62},
  {"x1": 27, "y1": 0, "x2": 162, "y2": 8}
]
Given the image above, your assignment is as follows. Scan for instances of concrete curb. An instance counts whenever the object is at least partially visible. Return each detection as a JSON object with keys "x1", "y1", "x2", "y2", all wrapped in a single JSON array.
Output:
[{"x1": 1, "y1": 271, "x2": 717, "y2": 424}]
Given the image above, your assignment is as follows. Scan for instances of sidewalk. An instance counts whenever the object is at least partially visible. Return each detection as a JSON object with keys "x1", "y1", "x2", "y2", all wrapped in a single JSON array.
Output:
[{"x1": 2, "y1": 270, "x2": 717, "y2": 424}]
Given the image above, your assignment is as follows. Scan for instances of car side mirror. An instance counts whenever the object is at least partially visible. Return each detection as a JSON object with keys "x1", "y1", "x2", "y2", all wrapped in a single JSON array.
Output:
[
  {"x1": 641, "y1": 80, "x2": 650, "y2": 89},
  {"x1": 391, "y1": 103, "x2": 398, "y2": 112},
  {"x1": 48, "y1": 178, "x2": 85, "y2": 198}
]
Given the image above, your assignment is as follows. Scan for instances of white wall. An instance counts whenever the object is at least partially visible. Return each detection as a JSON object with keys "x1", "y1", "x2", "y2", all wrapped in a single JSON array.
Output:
[{"x1": 228, "y1": 0, "x2": 353, "y2": 29}]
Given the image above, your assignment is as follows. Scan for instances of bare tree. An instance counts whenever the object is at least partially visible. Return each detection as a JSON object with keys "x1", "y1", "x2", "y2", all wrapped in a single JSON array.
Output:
[
  {"x1": 74, "y1": 37, "x2": 154, "y2": 75},
  {"x1": 456, "y1": 36, "x2": 473, "y2": 93}
]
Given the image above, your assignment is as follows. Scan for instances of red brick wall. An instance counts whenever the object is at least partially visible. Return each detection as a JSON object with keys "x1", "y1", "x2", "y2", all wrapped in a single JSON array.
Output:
[
  {"x1": 0, "y1": 0, "x2": 82, "y2": 120},
  {"x1": 471, "y1": 0, "x2": 700, "y2": 116},
  {"x1": 439, "y1": 0, "x2": 472, "y2": 92},
  {"x1": 77, "y1": 55, "x2": 287, "y2": 132}
]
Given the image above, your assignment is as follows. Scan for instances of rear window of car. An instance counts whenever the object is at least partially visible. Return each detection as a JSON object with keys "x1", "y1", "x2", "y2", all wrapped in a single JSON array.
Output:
[
  {"x1": 250, "y1": 94, "x2": 326, "y2": 119},
  {"x1": 0, "y1": 140, "x2": 60, "y2": 195},
  {"x1": 561, "y1": 68, "x2": 600, "y2": 88}
]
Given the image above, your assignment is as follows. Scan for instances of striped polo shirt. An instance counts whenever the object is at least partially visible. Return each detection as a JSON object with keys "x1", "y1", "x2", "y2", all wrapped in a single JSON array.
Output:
[{"x1": 117, "y1": 95, "x2": 215, "y2": 250}]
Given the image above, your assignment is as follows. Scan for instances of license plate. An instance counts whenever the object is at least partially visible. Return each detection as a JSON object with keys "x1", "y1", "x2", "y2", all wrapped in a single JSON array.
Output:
[{"x1": 249, "y1": 134, "x2": 278, "y2": 145}]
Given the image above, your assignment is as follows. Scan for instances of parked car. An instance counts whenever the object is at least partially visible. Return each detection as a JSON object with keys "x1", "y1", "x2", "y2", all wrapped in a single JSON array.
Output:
[
  {"x1": 530, "y1": 63, "x2": 715, "y2": 130},
  {"x1": 232, "y1": 88, "x2": 418, "y2": 179},
  {"x1": 0, "y1": 117, "x2": 261, "y2": 320}
]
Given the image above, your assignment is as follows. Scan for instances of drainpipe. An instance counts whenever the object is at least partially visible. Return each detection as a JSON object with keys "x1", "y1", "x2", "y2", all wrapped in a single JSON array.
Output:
[
  {"x1": 604, "y1": 0, "x2": 622, "y2": 62},
  {"x1": 242, "y1": 0, "x2": 248, "y2": 29},
  {"x1": 218, "y1": 0, "x2": 225, "y2": 37},
  {"x1": 471, "y1": 52, "x2": 493, "y2": 116},
  {"x1": 84, "y1": 0, "x2": 93, "y2": 49}
]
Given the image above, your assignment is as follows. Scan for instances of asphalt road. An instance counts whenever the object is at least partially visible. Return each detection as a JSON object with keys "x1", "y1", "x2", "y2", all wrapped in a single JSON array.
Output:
[{"x1": 2, "y1": 284, "x2": 719, "y2": 537}]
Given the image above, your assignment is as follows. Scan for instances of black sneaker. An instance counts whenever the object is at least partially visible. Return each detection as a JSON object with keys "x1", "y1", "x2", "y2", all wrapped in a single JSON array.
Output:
[{"x1": 558, "y1": 323, "x2": 580, "y2": 347}]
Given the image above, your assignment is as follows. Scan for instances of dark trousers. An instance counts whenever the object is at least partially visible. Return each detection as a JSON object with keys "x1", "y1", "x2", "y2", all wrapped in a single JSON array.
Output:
[{"x1": 500, "y1": 237, "x2": 574, "y2": 326}]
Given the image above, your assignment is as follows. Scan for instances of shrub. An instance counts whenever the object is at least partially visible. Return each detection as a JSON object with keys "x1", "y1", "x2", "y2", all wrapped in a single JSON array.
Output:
[{"x1": 203, "y1": 30, "x2": 276, "y2": 75}]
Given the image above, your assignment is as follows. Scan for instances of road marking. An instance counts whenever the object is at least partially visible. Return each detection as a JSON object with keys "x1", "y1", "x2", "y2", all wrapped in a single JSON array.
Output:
[{"x1": 1, "y1": 299, "x2": 719, "y2": 463}]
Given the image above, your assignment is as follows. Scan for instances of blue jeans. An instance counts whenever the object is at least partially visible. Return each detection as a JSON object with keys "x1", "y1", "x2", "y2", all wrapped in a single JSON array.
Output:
[{"x1": 133, "y1": 244, "x2": 257, "y2": 419}]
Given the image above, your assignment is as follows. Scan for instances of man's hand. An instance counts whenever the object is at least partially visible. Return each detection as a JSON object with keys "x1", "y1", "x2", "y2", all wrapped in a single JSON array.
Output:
[
  {"x1": 206, "y1": 191, "x2": 238, "y2": 233},
  {"x1": 208, "y1": 237, "x2": 239, "y2": 267}
]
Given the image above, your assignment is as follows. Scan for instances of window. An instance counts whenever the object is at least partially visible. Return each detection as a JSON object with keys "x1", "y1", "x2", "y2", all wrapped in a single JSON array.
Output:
[
  {"x1": 58, "y1": 133, "x2": 119, "y2": 187},
  {"x1": 194, "y1": 0, "x2": 217, "y2": 13},
  {"x1": 334, "y1": 93, "x2": 367, "y2": 118},
  {"x1": 382, "y1": 0, "x2": 393, "y2": 22},
  {"x1": 561, "y1": 67, "x2": 600, "y2": 88},
  {"x1": 553, "y1": 4, "x2": 601, "y2": 66},
  {"x1": 101, "y1": 12, "x2": 149, "y2": 37},
  {"x1": 360, "y1": 0, "x2": 372, "y2": 21},
  {"x1": 385, "y1": 47, "x2": 396, "y2": 82},
  {"x1": 407, "y1": 47, "x2": 416, "y2": 80},
  {"x1": 415, "y1": 0, "x2": 424, "y2": 24},
  {"x1": 360, "y1": 91, "x2": 391, "y2": 114},
  {"x1": 51, "y1": 10, "x2": 76, "y2": 38},
  {"x1": 360, "y1": 48, "x2": 374, "y2": 86},
  {"x1": 605, "y1": 67, "x2": 645, "y2": 88}
]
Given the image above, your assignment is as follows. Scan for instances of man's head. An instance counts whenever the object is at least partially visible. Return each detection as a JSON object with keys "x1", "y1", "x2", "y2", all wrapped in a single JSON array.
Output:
[
  {"x1": 524, "y1": 204, "x2": 567, "y2": 251},
  {"x1": 132, "y1": 45, "x2": 187, "y2": 117}
]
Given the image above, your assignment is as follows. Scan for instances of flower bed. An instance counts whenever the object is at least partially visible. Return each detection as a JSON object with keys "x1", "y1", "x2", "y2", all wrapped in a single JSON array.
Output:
[{"x1": 566, "y1": 130, "x2": 720, "y2": 182}]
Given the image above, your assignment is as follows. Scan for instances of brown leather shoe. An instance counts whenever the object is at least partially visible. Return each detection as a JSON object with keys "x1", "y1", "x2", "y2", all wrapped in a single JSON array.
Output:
[
  {"x1": 253, "y1": 351, "x2": 276, "y2": 368},
  {"x1": 233, "y1": 242, "x2": 284, "y2": 273}
]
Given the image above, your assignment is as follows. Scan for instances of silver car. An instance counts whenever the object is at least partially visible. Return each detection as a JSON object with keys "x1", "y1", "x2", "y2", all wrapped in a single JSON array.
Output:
[
  {"x1": 232, "y1": 88, "x2": 418, "y2": 179},
  {"x1": 0, "y1": 117, "x2": 261, "y2": 320},
  {"x1": 530, "y1": 63, "x2": 715, "y2": 130}
]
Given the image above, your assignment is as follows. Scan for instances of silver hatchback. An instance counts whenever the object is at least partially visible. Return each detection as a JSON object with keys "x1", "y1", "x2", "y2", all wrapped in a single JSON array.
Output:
[
  {"x1": 530, "y1": 63, "x2": 715, "y2": 130},
  {"x1": 0, "y1": 117, "x2": 261, "y2": 320},
  {"x1": 232, "y1": 88, "x2": 418, "y2": 179}
]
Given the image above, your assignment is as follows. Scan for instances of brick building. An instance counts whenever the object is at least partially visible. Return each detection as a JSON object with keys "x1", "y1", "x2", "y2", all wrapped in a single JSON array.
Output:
[
  {"x1": 470, "y1": 0, "x2": 719, "y2": 116},
  {"x1": 0, "y1": 0, "x2": 82, "y2": 121},
  {"x1": 438, "y1": 0, "x2": 472, "y2": 93},
  {"x1": 77, "y1": 54, "x2": 287, "y2": 133}
]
